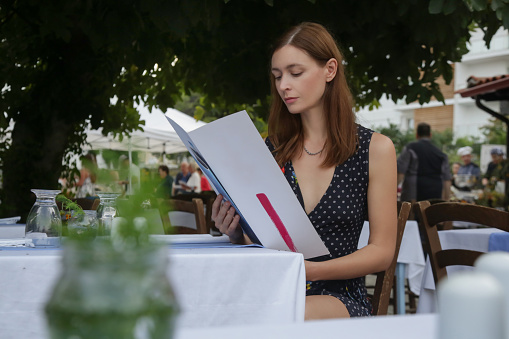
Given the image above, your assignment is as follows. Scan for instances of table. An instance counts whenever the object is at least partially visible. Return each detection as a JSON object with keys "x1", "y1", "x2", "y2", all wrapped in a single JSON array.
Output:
[
  {"x1": 359, "y1": 220, "x2": 425, "y2": 314},
  {"x1": 417, "y1": 228, "x2": 505, "y2": 313},
  {"x1": 0, "y1": 242, "x2": 305, "y2": 338},
  {"x1": 176, "y1": 313, "x2": 437, "y2": 339},
  {"x1": 0, "y1": 223, "x2": 25, "y2": 238}
]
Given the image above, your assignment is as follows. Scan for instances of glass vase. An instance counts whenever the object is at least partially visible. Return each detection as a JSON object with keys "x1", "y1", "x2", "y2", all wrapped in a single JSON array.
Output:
[
  {"x1": 45, "y1": 239, "x2": 179, "y2": 338},
  {"x1": 25, "y1": 189, "x2": 62, "y2": 247}
]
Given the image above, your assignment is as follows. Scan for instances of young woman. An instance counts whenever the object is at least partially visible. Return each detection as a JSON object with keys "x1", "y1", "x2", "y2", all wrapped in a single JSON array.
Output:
[{"x1": 211, "y1": 22, "x2": 397, "y2": 319}]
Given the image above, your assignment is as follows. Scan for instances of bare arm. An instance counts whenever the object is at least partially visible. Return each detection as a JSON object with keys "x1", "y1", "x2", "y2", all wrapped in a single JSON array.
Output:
[{"x1": 305, "y1": 133, "x2": 398, "y2": 281}]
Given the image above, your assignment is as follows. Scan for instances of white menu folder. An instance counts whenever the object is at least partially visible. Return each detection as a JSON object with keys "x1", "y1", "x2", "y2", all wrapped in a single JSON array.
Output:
[{"x1": 166, "y1": 110, "x2": 329, "y2": 259}]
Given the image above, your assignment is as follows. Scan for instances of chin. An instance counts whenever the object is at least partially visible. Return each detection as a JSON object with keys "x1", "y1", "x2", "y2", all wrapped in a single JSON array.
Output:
[{"x1": 285, "y1": 106, "x2": 302, "y2": 115}]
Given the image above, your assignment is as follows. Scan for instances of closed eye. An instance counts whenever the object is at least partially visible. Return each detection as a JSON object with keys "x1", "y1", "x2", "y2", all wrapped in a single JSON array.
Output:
[{"x1": 292, "y1": 72, "x2": 303, "y2": 77}]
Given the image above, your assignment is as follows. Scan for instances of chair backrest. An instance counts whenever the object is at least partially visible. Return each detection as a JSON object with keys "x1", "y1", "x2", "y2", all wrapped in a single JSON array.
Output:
[
  {"x1": 74, "y1": 198, "x2": 99, "y2": 211},
  {"x1": 371, "y1": 201, "x2": 412, "y2": 315},
  {"x1": 91, "y1": 198, "x2": 100, "y2": 211},
  {"x1": 414, "y1": 201, "x2": 509, "y2": 285},
  {"x1": 171, "y1": 191, "x2": 217, "y2": 232},
  {"x1": 159, "y1": 198, "x2": 208, "y2": 234}
]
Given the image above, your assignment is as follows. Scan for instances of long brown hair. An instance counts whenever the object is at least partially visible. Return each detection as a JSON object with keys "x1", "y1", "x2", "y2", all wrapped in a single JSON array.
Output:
[{"x1": 268, "y1": 22, "x2": 357, "y2": 168}]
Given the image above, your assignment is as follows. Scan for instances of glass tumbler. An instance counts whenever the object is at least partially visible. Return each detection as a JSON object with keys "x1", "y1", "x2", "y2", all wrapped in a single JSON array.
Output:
[
  {"x1": 67, "y1": 210, "x2": 99, "y2": 239},
  {"x1": 25, "y1": 189, "x2": 62, "y2": 247},
  {"x1": 96, "y1": 193, "x2": 120, "y2": 235}
]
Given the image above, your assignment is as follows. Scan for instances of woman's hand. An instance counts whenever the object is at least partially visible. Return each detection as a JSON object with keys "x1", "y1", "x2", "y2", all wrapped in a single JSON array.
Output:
[{"x1": 211, "y1": 194, "x2": 244, "y2": 244}]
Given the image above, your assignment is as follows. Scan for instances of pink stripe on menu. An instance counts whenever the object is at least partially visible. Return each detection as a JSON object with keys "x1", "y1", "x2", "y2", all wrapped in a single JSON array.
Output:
[{"x1": 256, "y1": 193, "x2": 298, "y2": 252}]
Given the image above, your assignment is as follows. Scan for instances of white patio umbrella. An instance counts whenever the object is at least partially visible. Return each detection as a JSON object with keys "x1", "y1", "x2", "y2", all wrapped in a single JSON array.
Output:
[{"x1": 85, "y1": 105, "x2": 206, "y2": 194}]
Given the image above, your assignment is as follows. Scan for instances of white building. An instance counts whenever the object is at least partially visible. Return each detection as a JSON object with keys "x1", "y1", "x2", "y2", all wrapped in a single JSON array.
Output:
[{"x1": 356, "y1": 28, "x2": 509, "y2": 140}]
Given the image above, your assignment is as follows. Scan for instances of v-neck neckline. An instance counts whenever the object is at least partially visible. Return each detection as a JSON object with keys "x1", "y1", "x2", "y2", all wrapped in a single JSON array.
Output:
[{"x1": 289, "y1": 161, "x2": 337, "y2": 216}]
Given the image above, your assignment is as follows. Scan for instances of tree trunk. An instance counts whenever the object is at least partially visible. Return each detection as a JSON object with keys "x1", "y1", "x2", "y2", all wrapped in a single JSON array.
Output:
[{"x1": 1, "y1": 114, "x2": 73, "y2": 221}]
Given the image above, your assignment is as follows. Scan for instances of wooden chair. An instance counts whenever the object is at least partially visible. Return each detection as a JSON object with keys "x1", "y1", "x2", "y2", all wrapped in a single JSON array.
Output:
[
  {"x1": 56, "y1": 198, "x2": 99, "y2": 211},
  {"x1": 74, "y1": 198, "x2": 99, "y2": 211},
  {"x1": 91, "y1": 198, "x2": 100, "y2": 211},
  {"x1": 371, "y1": 201, "x2": 412, "y2": 315},
  {"x1": 171, "y1": 191, "x2": 218, "y2": 233},
  {"x1": 159, "y1": 198, "x2": 208, "y2": 234},
  {"x1": 414, "y1": 201, "x2": 509, "y2": 286}
]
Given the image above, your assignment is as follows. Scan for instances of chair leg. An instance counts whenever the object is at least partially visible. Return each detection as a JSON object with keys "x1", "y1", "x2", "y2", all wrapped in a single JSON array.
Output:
[{"x1": 392, "y1": 276, "x2": 398, "y2": 314}]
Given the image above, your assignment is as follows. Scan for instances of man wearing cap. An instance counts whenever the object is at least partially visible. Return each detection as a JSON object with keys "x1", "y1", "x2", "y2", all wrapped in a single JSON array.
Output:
[
  {"x1": 397, "y1": 123, "x2": 451, "y2": 202},
  {"x1": 482, "y1": 147, "x2": 508, "y2": 189},
  {"x1": 457, "y1": 146, "x2": 481, "y2": 189}
]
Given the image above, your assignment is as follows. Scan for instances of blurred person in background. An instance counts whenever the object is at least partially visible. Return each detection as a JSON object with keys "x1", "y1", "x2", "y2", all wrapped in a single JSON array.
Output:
[
  {"x1": 457, "y1": 146, "x2": 481, "y2": 190},
  {"x1": 482, "y1": 147, "x2": 507, "y2": 187},
  {"x1": 181, "y1": 162, "x2": 201, "y2": 193},
  {"x1": 172, "y1": 161, "x2": 190, "y2": 195},
  {"x1": 155, "y1": 165, "x2": 173, "y2": 199},
  {"x1": 397, "y1": 123, "x2": 451, "y2": 202},
  {"x1": 197, "y1": 167, "x2": 212, "y2": 191},
  {"x1": 76, "y1": 152, "x2": 98, "y2": 198},
  {"x1": 451, "y1": 162, "x2": 462, "y2": 189}
]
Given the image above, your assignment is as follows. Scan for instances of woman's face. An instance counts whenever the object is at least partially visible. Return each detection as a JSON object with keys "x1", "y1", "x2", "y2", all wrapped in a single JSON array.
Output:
[{"x1": 271, "y1": 45, "x2": 331, "y2": 115}]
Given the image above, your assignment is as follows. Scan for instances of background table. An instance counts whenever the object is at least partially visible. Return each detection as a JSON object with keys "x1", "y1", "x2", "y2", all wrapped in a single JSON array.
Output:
[
  {"x1": 359, "y1": 220, "x2": 425, "y2": 314},
  {"x1": 417, "y1": 228, "x2": 504, "y2": 313},
  {"x1": 0, "y1": 243, "x2": 305, "y2": 339},
  {"x1": 176, "y1": 313, "x2": 437, "y2": 339}
]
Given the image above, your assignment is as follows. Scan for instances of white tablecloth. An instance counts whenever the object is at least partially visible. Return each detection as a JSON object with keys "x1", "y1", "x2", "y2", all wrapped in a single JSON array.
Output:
[
  {"x1": 0, "y1": 224, "x2": 25, "y2": 238},
  {"x1": 417, "y1": 228, "x2": 504, "y2": 313},
  {"x1": 176, "y1": 313, "x2": 437, "y2": 339},
  {"x1": 0, "y1": 243, "x2": 305, "y2": 339},
  {"x1": 359, "y1": 220, "x2": 425, "y2": 295}
]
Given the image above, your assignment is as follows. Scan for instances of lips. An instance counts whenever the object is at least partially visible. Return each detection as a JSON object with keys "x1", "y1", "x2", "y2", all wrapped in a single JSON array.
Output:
[{"x1": 284, "y1": 97, "x2": 298, "y2": 104}]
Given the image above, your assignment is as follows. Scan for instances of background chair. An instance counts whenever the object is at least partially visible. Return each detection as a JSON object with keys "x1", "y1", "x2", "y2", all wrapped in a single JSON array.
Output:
[
  {"x1": 159, "y1": 198, "x2": 208, "y2": 234},
  {"x1": 371, "y1": 201, "x2": 412, "y2": 315},
  {"x1": 414, "y1": 201, "x2": 509, "y2": 286},
  {"x1": 171, "y1": 191, "x2": 218, "y2": 234},
  {"x1": 56, "y1": 198, "x2": 99, "y2": 211}
]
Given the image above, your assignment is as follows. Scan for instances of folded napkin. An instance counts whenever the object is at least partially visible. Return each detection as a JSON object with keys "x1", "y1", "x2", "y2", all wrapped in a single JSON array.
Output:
[
  {"x1": 488, "y1": 232, "x2": 509, "y2": 252},
  {"x1": 0, "y1": 238, "x2": 33, "y2": 247},
  {"x1": 0, "y1": 216, "x2": 21, "y2": 224}
]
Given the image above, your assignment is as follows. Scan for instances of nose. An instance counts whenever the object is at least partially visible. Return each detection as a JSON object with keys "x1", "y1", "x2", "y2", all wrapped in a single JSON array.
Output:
[{"x1": 278, "y1": 75, "x2": 291, "y2": 91}]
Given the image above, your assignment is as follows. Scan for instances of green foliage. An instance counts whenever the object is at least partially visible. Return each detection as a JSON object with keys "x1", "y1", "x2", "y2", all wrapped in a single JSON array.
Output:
[
  {"x1": 431, "y1": 128, "x2": 454, "y2": 153},
  {"x1": 481, "y1": 118, "x2": 507, "y2": 145},
  {"x1": 56, "y1": 195, "x2": 84, "y2": 218},
  {"x1": 1, "y1": 0, "x2": 509, "y2": 218},
  {"x1": 374, "y1": 123, "x2": 415, "y2": 155}
]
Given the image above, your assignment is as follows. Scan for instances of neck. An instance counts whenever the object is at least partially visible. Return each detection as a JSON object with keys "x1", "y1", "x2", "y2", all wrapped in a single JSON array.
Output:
[{"x1": 300, "y1": 109, "x2": 327, "y2": 146}]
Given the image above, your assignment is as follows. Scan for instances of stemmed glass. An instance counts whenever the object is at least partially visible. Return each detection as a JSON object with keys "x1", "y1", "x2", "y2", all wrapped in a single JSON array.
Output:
[{"x1": 25, "y1": 189, "x2": 62, "y2": 247}]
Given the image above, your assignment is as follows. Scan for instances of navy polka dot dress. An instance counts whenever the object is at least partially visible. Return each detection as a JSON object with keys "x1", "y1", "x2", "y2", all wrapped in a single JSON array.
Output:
[{"x1": 266, "y1": 125, "x2": 373, "y2": 317}]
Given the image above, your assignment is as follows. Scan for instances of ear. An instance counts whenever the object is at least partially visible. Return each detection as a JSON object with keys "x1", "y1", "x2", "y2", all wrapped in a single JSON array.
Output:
[{"x1": 325, "y1": 58, "x2": 338, "y2": 82}]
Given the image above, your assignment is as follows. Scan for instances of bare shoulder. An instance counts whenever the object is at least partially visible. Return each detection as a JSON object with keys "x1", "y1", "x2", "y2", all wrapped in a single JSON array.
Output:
[{"x1": 369, "y1": 132, "x2": 396, "y2": 158}]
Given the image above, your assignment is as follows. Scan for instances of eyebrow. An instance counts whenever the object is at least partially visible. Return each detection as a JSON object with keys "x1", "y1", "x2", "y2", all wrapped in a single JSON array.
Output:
[{"x1": 271, "y1": 64, "x2": 303, "y2": 72}]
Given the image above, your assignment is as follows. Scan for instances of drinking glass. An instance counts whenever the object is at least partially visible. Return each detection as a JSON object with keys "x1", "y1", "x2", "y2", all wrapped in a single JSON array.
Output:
[
  {"x1": 25, "y1": 189, "x2": 62, "y2": 247},
  {"x1": 96, "y1": 193, "x2": 120, "y2": 235},
  {"x1": 67, "y1": 210, "x2": 99, "y2": 238}
]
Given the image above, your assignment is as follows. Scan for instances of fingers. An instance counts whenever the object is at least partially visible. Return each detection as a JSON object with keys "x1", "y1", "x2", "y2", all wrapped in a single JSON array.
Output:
[
  {"x1": 215, "y1": 202, "x2": 233, "y2": 233},
  {"x1": 226, "y1": 214, "x2": 241, "y2": 236},
  {"x1": 211, "y1": 194, "x2": 223, "y2": 221},
  {"x1": 211, "y1": 195, "x2": 242, "y2": 239}
]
